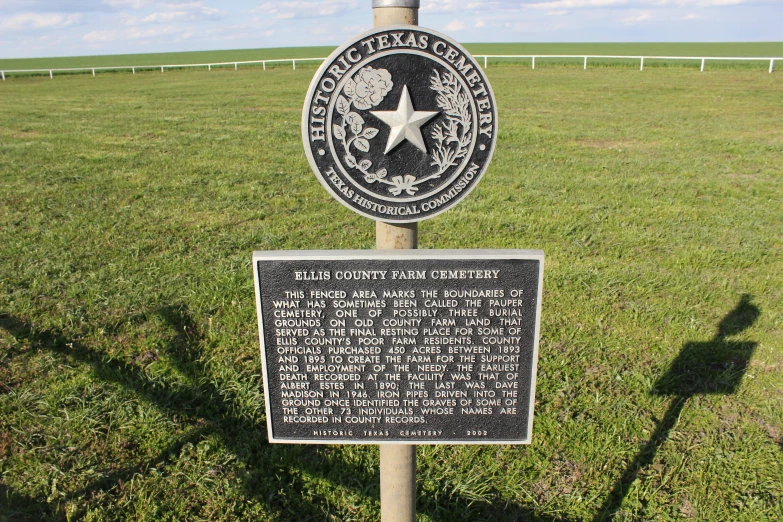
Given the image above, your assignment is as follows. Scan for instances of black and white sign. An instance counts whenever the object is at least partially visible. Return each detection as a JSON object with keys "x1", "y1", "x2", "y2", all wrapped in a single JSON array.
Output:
[
  {"x1": 302, "y1": 26, "x2": 498, "y2": 222},
  {"x1": 253, "y1": 250, "x2": 543, "y2": 444}
]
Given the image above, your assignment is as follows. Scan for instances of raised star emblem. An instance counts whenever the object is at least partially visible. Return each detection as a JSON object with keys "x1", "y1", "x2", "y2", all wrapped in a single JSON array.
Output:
[{"x1": 370, "y1": 85, "x2": 439, "y2": 154}]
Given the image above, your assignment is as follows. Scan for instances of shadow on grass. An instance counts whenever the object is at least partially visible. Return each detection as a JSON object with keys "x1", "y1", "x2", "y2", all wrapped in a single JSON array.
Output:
[
  {"x1": 1, "y1": 307, "x2": 566, "y2": 521},
  {"x1": 0, "y1": 483, "x2": 55, "y2": 522},
  {"x1": 593, "y1": 294, "x2": 759, "y2": 521},
  {"x1": 0, "y1": 308, "x2": 377, "y2": 520}
]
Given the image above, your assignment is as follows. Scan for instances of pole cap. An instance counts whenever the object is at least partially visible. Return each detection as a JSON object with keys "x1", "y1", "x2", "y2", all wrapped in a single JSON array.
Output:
[{"x1": 372, "y1": 0, "x2": 420, "y2": 7}]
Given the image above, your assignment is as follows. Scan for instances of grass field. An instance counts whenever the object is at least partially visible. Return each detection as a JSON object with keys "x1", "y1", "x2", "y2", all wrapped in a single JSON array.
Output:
[
  {"x1": 1, "y1": 62, "x2": 782, "y2": 521},
  {"x1": 1, "y1": 42, "x2": 781, "y2": 73}
]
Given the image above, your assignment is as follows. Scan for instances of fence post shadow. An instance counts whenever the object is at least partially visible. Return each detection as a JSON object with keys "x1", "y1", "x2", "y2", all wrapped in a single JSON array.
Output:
[
  {"x1": 0, "y1": 483, "x2": 55, "y2": 522},
  {"x1": 593, "y1": 294, "x2": 759, "y2": 521}
]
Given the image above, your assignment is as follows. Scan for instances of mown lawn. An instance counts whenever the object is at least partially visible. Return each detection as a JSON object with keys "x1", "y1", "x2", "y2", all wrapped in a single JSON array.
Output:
[{"x1": 1, "y1": 64, "x2": 782, "y2": 521}]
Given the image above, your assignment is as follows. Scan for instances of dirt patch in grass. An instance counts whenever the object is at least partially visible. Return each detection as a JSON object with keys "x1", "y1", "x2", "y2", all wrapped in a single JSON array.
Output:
[
  {"x1": 12, "y1": 131, "x2": 42, "y2": 139},
  {"x1": 725, "y1": 172, "x2": 763, "y2": 182},
  {"x1": 755, "y1": 417, "x2": 783, "y2": 450},
  {"x1": 532, "y1": 458, "x2": 585, "y2": 502},
  {"x1": 0, "y1": 430, "x2": 12, "y2": 458},
  {"x1": 749, "y1": 359, "x2": 779, "y2": 373},
  {"x1": 242, "y1": 106, "x2": 297, "y2": 113},
  {"x1": 679, "y1": 498, "x2": 697, "y2": 518},
  {"x1": 575, "y1": 138, "x2": 643, "y2": 150},
  {"x1": 131, "y1": 350, "x2": 159, "y2": 365}
]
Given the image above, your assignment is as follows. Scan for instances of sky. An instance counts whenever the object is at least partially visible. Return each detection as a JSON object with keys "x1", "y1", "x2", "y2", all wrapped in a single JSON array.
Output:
[{"x1": 0, "y1": 0, "x2": 780, "y2": 58}]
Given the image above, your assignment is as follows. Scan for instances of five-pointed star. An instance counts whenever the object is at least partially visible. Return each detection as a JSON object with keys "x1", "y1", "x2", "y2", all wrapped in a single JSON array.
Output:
[{"x1": 370, "y1": 85, "x2": 439, "y2": 154}]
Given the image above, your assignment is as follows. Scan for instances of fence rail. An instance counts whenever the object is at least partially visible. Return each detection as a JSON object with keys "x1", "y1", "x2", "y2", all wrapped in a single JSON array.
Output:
[
  {"x1": 0, "y1": 58, "x2": 326, "y2": 80},
  {"x1": 475, "y1": 54, "x2": 778, "y2": 73},
  {"x1": 1, "y1": 54, "x2": 779, "y2": 80}
]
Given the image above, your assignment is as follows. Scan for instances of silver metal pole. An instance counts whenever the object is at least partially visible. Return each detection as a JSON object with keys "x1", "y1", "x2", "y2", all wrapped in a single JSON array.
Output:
[
  {"x1": 379, "y1": 443, "x2": 417, "y2": 522},
  {"x1": 770, "y1": 59, "x2": 775, "y2": 74},
  {"x1": 701, "y1": 58, "x2": 705, "y2": 72},
  {"x1": 640, "y1": 57, "x2": 644, "y2": 71},
  {"x1": 373, "y1": 0, "x2": 419, "y2": 25},
  {"x1": 372, "y1": 2, "x2": 419, "y2": 521}
]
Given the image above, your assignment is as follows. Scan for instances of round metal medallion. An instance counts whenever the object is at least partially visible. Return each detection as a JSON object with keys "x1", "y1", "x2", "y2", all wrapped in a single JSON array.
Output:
[{"x1": 302, "y1": 25, "x2": 498, "y2": 223}]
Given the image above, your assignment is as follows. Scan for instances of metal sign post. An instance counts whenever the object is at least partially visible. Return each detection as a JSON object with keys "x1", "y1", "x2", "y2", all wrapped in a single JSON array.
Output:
[{"x1": 373, "y1": 2, "x2": 419, "y2": 520}]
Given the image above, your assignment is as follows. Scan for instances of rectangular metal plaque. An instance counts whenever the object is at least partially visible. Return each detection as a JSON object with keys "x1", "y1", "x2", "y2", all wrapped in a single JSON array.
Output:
[{"x1": 253, "y1": 249, "x2": 543, "y2": 444}]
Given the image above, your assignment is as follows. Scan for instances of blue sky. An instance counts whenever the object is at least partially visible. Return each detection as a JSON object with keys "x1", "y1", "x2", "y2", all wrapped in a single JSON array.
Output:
[{"x1": 0, "y1": 1, "x2": 780, "y2": 58}]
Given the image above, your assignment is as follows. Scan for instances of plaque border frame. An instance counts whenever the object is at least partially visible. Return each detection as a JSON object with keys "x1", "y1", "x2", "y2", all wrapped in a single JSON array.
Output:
[{"x1": 253, "y1": 249, "x2": 543, "y2": 445}]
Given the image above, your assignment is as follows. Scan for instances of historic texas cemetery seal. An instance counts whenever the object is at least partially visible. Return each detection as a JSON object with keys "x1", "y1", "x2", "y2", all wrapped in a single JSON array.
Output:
[{"x1": 302, "y1": 26, "x2": 498, "y2": 223}]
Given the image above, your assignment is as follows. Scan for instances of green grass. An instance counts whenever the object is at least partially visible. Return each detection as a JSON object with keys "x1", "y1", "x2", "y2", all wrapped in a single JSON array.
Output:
[{"x1": 1, "y1": 64, "x2": 782, "y2": 521}]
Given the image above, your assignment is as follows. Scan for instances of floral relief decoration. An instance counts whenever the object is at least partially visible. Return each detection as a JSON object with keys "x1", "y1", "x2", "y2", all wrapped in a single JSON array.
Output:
[
  {"x1": 334, "y1": 66, "x2": 472, "y2": 197},
  {"x1": 334, "y1": 66, "x2": 391, "y2": 187}
]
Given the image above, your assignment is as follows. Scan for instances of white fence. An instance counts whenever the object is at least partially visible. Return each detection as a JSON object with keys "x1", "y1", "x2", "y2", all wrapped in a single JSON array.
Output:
[
  {"x1": 0, "y1": 57, "x2": 326, "y2": 80},
  {"x1": 0, "y1": 54, "x2": 778, "y2": 80},
  {"x1": 476, "y1": 55, "x2": 778, "y2": 73}
]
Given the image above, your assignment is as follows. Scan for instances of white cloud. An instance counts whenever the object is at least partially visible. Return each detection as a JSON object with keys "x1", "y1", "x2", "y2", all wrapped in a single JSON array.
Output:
[
  {"x1": 0, "y1": 12, "x2": 81, "y2": 31},
  {"x1": 83, "y1": 24, "x2": 183, "y2": 42},
  {"x1": 526, "y1": 0, "x2": 627, "y2": 9},
  {"x1": 622, "y1": 10, "x2": 653, "y2": 22},
  {"x1": 523, "y1": 0, "x2": 766, "y2": 6},
  {"x1": 252, "y1": 1, "x2": 358, "y2": 20},
  {"x1": 118, "y1": 2, "x2": 222, "y2": 26},
  {"x1": 0, "y1": 1, "x2": 113, "y2": 13},
  {"x1": 421, "y1": 1, "x2": 496, "y2": 13},
  {"x1": 690, "y1": 0, "x2": 745, "y2": 5},
  {"x1": 138, "y1": 3, "x2": 221, "y2": 23},
  {"x1": 546, "y1": 10, "x2": 570, "y2": 15},
  {"x1": 141, "y1": 11, "x2": 181, "y2": 22},
  {"x1": 101, "y1": 0, "x2": 151, "y2": 8},
  {"x1": 445, "y1": 19, "x2": 465, "y2": 31},
  {"x1": 681, "y1": 12, "x2": 700, "y2": 19},
  {"x1": 474, "y1": 18, "x2": 485, "y2": 27}
]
